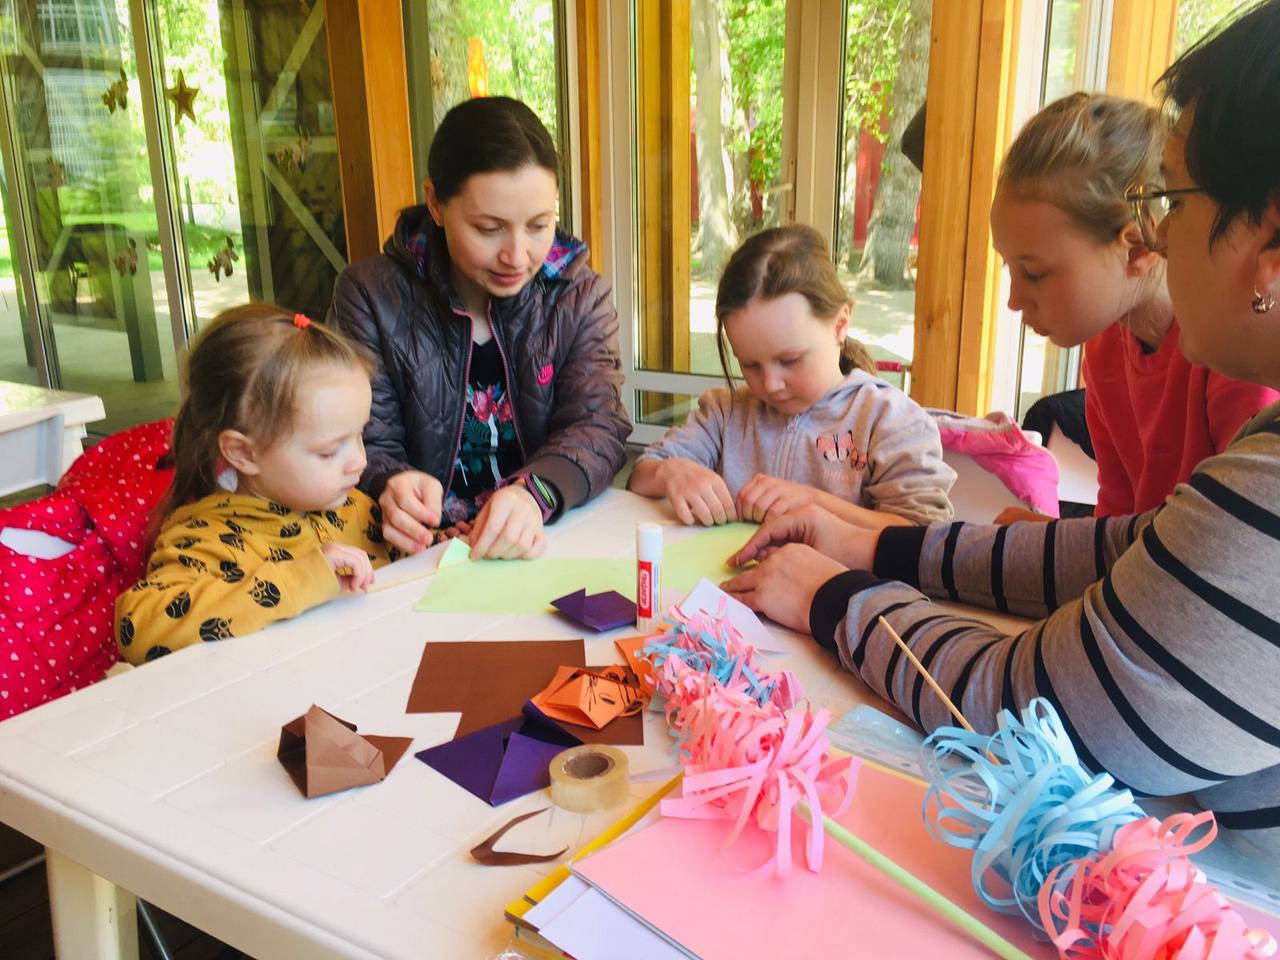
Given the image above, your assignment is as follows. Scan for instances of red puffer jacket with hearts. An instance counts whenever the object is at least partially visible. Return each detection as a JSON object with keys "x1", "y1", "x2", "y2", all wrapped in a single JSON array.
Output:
[{"x1": 0, "y1": 419, "x2": 174, "y2": 719}]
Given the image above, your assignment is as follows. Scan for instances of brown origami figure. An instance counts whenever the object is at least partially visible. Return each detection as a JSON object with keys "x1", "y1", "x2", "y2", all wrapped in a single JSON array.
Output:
[{"x1": 278, "y1": 705, "x2": 413, "y2": 799}]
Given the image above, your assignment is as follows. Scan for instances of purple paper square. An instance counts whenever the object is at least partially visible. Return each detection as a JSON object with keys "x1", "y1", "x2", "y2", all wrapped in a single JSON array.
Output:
[
  {"x1": 551, "y1": 588, "x2": 637, "y2": 632},
  {"x1": 415, "y1": 712, "x2": 580, "y2": 806}
]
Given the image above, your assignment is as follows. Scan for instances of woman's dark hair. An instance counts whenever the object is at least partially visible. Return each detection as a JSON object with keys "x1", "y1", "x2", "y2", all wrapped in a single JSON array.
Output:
[
  {"x1": 714, "y1": 225, "x2": 874, "y2": 383},
  {"x1": 155, "y1": 304, "x2": 374, "y2": 531},
  {"x1": 426, "y1": 96, "x2": 560, "y2": 203},
  {"x1": 1158, "y1": 0, "x2": 1280, "y2": 244}
]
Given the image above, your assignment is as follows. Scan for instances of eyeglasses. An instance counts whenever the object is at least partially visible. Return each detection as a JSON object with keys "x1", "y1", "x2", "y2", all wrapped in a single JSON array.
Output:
[{"x1": 1124, "y1": 184, "x2": 1207, "y2": 252}]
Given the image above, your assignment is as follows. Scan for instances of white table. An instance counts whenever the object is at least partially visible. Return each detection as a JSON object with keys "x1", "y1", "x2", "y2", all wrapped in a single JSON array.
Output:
[
  {"x1": 0, "y1": 490, "x2": 1026, "y2": 959},
  {"x1": 0, "y1": 380, "x2": 106, "y2": 496}
]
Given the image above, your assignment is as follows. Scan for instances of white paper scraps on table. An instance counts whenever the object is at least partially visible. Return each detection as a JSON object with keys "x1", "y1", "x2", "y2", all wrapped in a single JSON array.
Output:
[
  {"x1": 678, "y1": 578, "x2": 787, "y2": 656},
  {"x1": 0, "y1": 527, "x2": 76, "y2": 560},
  {"x1": 537, "y1": 883, "x2": 692, "y2": 960}
]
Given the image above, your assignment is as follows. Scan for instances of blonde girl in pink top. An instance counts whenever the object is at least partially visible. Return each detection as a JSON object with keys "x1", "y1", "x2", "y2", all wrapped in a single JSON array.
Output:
[{"x1": 990, "y1": 93, "x2": 1278, "y2": 517}]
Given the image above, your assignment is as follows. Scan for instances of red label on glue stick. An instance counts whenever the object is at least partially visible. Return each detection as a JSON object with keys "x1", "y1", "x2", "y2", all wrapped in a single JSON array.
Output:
[
  {"x1": 636, "y1": 522, "x2": 663, "y2": 632},
  {"x1": 638, "y1": 562, "x2": 654, "y2": 620}
]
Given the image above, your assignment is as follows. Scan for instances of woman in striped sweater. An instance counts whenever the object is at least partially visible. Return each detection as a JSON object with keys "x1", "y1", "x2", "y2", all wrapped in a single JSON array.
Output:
[{"x1": 724, "y1": 0, "x2": 1280, "y2": 852}]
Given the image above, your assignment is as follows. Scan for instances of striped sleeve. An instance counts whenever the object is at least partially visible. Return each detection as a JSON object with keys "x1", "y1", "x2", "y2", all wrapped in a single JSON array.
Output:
[
  {"x1": 810, "y1": 418, "x2": 1280, "y2": 837},
  {"x1": 874, "y1": 508, "x2": 1155, "y2": 620}
]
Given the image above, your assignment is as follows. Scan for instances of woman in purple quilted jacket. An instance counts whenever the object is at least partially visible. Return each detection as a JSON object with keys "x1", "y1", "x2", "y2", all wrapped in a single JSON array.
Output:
[{"x1": 328, "y1": 97, "x2": 631, "y2": 560}]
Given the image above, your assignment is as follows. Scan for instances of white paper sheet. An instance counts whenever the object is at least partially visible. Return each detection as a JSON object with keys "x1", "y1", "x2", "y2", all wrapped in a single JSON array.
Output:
[
  {"x1": 678, "y1": 577, "x2": 787, "y2": 655},
  {"x1": 538, "y1": 883, "x2": 691, "y2": 960}
]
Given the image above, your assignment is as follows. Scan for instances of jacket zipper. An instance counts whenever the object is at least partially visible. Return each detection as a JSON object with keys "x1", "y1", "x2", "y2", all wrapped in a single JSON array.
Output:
[
  {"x1": 443, "y1": 307, "x2": 474, "y2": 495},
  {"x1": 488, "y1": 301, "x2": 530, "y2": 464},
  {"x1": 776, "y1": 412, "x2": 804, "y2": 477}
]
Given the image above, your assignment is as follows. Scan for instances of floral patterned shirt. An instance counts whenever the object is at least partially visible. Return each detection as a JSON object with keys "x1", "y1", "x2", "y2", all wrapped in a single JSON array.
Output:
[{"x1": 444, "y1": 338, "x2": 523, "y2": 523}]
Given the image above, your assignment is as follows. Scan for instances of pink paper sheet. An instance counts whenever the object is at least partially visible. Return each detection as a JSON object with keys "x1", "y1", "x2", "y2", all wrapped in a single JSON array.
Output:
[{"x1": 573, "y1": 763, "x2": 1280, "y2": 960}]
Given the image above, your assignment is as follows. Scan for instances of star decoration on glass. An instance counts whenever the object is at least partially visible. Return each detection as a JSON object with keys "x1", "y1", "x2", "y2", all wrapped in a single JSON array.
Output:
[{"x1": 165, "y1": 70, "x2": 199, "y2": 126}]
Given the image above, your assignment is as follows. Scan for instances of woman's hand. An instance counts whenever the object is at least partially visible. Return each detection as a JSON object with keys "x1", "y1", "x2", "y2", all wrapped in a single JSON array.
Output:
[
  {"x1": 658, "y1": 458, "x2": 737, "y2": 526},
  {"x1": 321, "y1": 542, "x2": 375, "y2": 593},
  {"x1": 729, "y1": 503, "x2": 880, "y2": 572},
  {"x1": 468, "y1": 485, "x2": 546, "y2": 560},
  {"x1": 721, "y1": 543, "x2": 848, "y2": 633},
  {"x1": 379, "y1": 471, "x2": 444, "y2": 554},
  {"x1": 735, "y1": 474, "x2": 814, "y2": 523}
]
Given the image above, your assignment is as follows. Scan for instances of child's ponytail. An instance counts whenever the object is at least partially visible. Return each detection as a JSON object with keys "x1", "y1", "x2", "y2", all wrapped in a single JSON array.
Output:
[{"x1": 839, "y1": 337, "x2": 877, "y2": 376}]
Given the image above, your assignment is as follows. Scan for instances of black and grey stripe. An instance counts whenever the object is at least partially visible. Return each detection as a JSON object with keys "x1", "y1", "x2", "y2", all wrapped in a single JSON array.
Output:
[{"x1": 808, "y1": 401, "x2": 1280, "y2": 851}]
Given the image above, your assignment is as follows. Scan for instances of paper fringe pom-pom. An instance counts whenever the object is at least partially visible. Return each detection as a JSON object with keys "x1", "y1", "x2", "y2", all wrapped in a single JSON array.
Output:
[
  {"x1": 643, "y1": 600, "x2": 800, "y2": 711},
  {"x1": 921, "y1": 698, "x2": 1144, "y2": 931},
  {"x1": 1039, "y1": 812, "x2": 1278, "y2": 960},
  {"x1": 642, "y1": 600, "x2": 853, "y2": 874},
  {"x1": 661, "y1": 696, "x2": 857, "y2": 874}
]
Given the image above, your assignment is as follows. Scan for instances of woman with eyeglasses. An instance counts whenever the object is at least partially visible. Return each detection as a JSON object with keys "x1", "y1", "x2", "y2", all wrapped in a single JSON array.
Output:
[
  {"x1": 722, "y1": 0, "x2": 1280, "y2": 852},
  {"x1": 990, "y1": 92, "x2": 1277, "y2": 519}
]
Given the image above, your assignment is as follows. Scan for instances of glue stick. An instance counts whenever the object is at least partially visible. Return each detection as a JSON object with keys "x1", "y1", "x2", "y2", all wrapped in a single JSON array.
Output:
[{"x1": 636, "y1": 522, "x2": 663, "y2": 633}]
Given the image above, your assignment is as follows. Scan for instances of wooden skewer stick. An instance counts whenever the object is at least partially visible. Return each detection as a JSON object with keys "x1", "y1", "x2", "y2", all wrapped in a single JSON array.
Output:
[
  {"x1": 365, "y1": 567, "x2": 437, "y2": 595},
  {"x1": 878, "y1": 615, "x2": 975, "y2": 734}
]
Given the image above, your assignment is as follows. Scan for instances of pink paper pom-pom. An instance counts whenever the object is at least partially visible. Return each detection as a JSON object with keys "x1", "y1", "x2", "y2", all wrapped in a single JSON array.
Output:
[
  {"x1": 660, "y1": 695, "x2": 857, "y2": 874},
  {"x1": 1039, "y1": 812, "x2": 1278, "y2": 960}
]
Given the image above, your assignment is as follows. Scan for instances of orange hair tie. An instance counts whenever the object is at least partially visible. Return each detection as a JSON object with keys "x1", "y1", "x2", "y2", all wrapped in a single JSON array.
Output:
[{"x1": 292, "y1": 313, "x2": 311, "y2": 329}]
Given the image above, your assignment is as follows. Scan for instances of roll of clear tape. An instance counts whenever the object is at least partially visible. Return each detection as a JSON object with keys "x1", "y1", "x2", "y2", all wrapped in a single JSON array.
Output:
[{"x1": 549, "y1": 745, "x2": 630, "y2": 813}]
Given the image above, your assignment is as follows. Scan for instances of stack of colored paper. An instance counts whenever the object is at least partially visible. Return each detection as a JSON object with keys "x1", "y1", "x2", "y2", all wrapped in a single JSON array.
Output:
[{"x1": 524, "y1": 761, "x2": 1047, "y2": 959}]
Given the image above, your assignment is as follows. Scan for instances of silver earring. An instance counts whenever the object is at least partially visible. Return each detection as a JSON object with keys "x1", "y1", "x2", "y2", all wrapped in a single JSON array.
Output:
[
  {"x1": 215, "y1": 465, "x2": 239, "y2": 492},
  {"x1": 1254, "y1": 288, "x2": 1276, "y2": 314}
]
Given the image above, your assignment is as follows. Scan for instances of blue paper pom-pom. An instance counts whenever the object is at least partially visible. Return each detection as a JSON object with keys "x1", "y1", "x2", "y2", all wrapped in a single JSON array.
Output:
[{"x1": 920, "y1": 698, "x2": 1144, "y2": 933}]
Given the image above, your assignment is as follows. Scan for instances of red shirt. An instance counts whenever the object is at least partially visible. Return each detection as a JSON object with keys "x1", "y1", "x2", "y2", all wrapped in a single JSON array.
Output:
[{"x1": 1083, "y1": 319, "x2": 1280, "y2": 516}]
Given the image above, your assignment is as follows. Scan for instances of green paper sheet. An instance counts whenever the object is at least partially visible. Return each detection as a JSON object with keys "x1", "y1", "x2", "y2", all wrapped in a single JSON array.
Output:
[
  {"x1": 663, "y1": 521, "x2": 759, "y2": 594},
  {"x1": 437, "y1": 536, "x2": 471, "y2": 570},
  {"x1": 414, "y1": 521, "x2": 759, "y2": 615},
  {"x1": 416, "y1": 554, "x2": 634, "y2": 614}
]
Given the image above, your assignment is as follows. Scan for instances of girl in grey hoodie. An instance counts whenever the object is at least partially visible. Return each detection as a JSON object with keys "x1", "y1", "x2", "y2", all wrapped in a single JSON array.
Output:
[{"x1": 629, "y1": 226, "x2": 954, "y2": 528}]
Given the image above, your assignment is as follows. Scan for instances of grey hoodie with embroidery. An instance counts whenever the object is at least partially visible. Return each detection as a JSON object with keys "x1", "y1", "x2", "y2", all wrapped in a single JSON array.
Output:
[{"x1": 638, "y1": 370, "x2": 955, "y2": 524}]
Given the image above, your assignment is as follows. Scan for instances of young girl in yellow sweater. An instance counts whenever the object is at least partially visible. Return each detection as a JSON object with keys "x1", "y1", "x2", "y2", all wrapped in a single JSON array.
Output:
[{"x1": 116, "y1": 304, "x2": 396, "y2": 664}]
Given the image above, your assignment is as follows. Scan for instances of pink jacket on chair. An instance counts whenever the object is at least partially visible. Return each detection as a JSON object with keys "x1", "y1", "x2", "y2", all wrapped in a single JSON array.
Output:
[{"x1": 930, "y1": 410, "x2": 1061, "y2": 517}]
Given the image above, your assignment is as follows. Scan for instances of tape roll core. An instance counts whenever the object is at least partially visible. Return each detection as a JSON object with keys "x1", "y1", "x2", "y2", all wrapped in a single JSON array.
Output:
[{"x1": 550, "y1": 745, "x2": 630, "y2": 813}]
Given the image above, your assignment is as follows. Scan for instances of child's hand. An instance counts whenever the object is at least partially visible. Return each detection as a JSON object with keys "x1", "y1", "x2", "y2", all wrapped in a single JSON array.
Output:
[
  {"x1": 379, "y1": 470, "x2": 444, "y2": 554},
  {"x1": 321, "y1": 542, "x2": 375, "y2": 593},
  {"x1": 469, "y1": 485, "x2": 545, "y2": 560},
  {"x1": 735, "y1": 474, "x2": 813, "y2": 523},
  {"x1": 659, "y1": 458, "x2": 737, "y2": 526}
]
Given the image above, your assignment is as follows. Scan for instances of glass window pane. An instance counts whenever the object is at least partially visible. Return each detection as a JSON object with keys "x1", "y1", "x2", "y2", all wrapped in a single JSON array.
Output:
[
  {"x1": 157, "y1": 0, "x2": 347, "y2": 328},
  {"x1": 0, "y1": 164, "x2": 36, "y2": 386},
  {"x1": 0, "y1": 0, "x2": 177, "y2": 433},
  {"x1": 1042, "y1": 0, "x2": 1083, "y2": 105},
  {"x1": 1012, "y1": 0, "x2": 1091, "y2": 420},
  {"x1": 634, "y1": 390, "x2": 698, "y2": 430},
  {"x1": 833, "y1": 0, "x2": 932, "y2": 378},
  {"x1": 1176, "y1": 0, "x2": 1250, "y2": 54},
  {"x1": 402, "y1": 0, "x2": 563, "y2": 193},
  {"x1": 680, "y1": 0, "x2": 787, "y2": 378}
]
